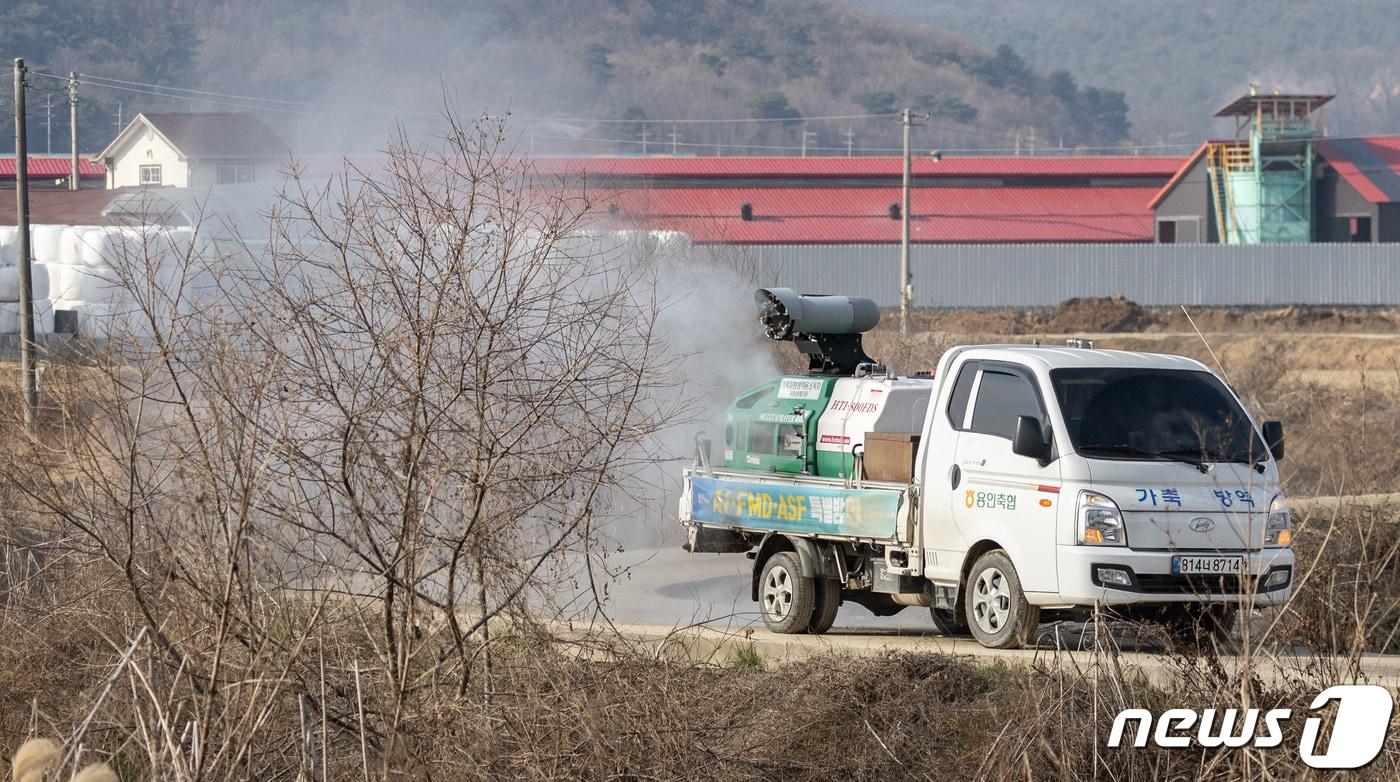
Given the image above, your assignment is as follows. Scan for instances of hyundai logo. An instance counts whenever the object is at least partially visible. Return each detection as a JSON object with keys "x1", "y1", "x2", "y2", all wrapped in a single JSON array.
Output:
[{"x1": 1189, "y1": 517, "x2": 1216, "y2": 533}]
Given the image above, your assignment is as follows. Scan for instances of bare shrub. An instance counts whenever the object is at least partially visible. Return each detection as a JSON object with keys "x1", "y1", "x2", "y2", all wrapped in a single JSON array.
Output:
[
  {"x1": 1279, "y1": 505, "x2": 1400, "y2": 654},
  {"x1": 0, "y1": 111, "x2": 682, "y2": 778}
]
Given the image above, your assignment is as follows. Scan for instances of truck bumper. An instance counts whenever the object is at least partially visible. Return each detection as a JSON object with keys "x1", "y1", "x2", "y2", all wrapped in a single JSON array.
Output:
[{"x1": 1049, "y1": 545, "x2": 1296, "y2": 607}]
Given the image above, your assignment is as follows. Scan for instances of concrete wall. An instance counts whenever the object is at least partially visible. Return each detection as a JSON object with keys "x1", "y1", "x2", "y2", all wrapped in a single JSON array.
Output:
[
  {"x1": 700, "y1": 242, "x2": 1400, "y2": 307},
  {"x1": 106, "y1": 128, "x2": 188, "y2": 188}
]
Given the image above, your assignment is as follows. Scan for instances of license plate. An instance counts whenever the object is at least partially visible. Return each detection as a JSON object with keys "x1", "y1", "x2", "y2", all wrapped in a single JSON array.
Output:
[{"x1": 1172, "y1": 555, "x2": 1245, "y2": 575}]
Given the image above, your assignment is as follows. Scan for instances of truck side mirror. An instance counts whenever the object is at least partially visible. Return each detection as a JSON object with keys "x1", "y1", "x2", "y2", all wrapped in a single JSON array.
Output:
[
  {"x1": 1012, "y1": 415, "x2": 1051, "y2": 460},
  {"x1": 1262, "y1": 420, "x2": 1285, "y2": 461}
]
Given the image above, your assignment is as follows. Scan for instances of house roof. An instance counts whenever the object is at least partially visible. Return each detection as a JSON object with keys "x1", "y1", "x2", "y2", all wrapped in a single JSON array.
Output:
[
  {"x1": 0, "y1": 188, "x2": 122, "y2": 225},
  {"x1": 531, "y1": 155, "x2": 1184, "y2": 181},
  {"x1": 1316, "y1": 136, "x2": 1400, "y2": 203},
  {"x1": 592, "y1": 185, "x2": 1159, "y2": 244},
  {"x1": 0, "y1": 157, "x2": 105, "y2": 178},
  {"x1": 98, "y1": 112, "x2": 287, "y2": 161}
]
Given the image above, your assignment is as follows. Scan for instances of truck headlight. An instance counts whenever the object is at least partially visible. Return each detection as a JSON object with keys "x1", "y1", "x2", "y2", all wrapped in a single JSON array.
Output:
[
  {"x1": 1077, "y1": 491, "x2": 1127, "y2": 546},
  {"x1": 1266, "y1": 493, "x2": 1292, "y2": 547}
]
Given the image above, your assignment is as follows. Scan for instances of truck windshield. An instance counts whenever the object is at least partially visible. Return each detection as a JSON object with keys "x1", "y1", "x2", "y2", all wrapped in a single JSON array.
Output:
[{"x1": 1050, "y1": 368, "x2": 1267, "y2": 464}]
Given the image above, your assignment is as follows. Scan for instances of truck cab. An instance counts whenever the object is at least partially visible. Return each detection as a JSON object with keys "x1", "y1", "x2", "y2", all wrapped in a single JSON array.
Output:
[{"x1": 916, "y1": 345, "x2": 1293, "y2": 647}]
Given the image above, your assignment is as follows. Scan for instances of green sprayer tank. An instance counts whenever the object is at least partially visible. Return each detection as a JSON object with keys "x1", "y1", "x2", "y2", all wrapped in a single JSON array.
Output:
[{"x1": 721, "y1": 289, "x2": 935, "y2": 479}]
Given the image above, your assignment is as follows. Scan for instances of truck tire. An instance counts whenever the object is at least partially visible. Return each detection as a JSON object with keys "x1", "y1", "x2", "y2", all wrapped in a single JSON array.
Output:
[
  {"x1": 808, "y1": 578, "x2": 842, "y2": 634},
  {"x1": 927, "y1": 582, "x2": 967, "y2": 635},
  {"x1": 759, "y1": 552, "x2": 816, "y2": 634},
  {"x1": 930, "y1": 603, "x2": 968, "y2": 636},
  {"x1": 965, "y1": 550, "x2": 1040, "y2": 649}
]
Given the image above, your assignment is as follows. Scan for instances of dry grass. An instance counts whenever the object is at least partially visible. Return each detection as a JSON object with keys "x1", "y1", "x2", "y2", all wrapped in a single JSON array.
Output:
[{"x1": 6, "y1": 255, "x2": 1400, "y2": 774}]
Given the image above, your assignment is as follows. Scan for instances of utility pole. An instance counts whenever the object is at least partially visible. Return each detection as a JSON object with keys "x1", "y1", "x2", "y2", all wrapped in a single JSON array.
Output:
[
  {"x1": 801, "y1": 125, "x2": 816, "y2": 157},
  {"x1": 670, "y1": 126, "x2": 678, "y2": 155},
  {"x1": 45, "y1": 91, "x2": 51, "y2": 154},
  {"x1": 115, "y1": 100, "x2": 122, "y2": 134},
  {"x1": 68, "y1": 72, "x2": 79, "y2": 190},
  {"x1": 13, "y1": 59, "x2": 37, "y2": 428},
  {"x1": 843, "y1": 128, "x2": 854, "y2": 157},
  {"x1": 639, "y1": 124, "x2": 648, "y2": 155},
  {"x1": 899, "y1": 108, "x2": 913, "y2": 336}
]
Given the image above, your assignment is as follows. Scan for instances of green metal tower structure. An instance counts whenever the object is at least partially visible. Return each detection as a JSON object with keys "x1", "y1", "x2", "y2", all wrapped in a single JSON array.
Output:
[{"x1": 1207, "y1": 90, "x2": 1333, "y2": 244}]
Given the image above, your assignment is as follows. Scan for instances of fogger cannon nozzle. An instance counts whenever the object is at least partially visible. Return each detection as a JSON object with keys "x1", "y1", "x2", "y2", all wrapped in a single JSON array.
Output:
[
  {"x1": 754, "y1": 288, "x2": 881, "y2": 375},
  {"x1": 754, "y1": 288, "x2": 880, "y2": 340}
]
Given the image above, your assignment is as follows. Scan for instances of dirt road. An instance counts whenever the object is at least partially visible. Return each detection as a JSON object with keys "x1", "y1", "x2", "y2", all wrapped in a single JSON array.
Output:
[
  {"x1": 572, "y1": 546, "x2": 1400, "y2": 687},
  {"x1": 558, "y1": 619, "x2": 1400, "y2": 688}
]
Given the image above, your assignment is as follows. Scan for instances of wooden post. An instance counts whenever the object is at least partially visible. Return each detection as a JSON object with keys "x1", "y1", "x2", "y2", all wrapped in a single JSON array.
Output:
[{"x1": 14, "y1": 58, "x2": 38, "y2": 427}]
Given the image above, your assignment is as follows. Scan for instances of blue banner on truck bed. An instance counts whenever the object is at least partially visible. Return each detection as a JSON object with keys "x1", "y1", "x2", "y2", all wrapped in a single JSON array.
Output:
[{"x1": 689, "y1": 475, "x2": 901, "y2": 539}]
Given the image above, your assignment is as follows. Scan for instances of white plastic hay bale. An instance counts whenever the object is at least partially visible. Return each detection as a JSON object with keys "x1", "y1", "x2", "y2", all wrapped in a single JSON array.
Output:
[
  {"x1": 156, "y1": 261, "x2": 223, "y2": 314},
  {"x1": 0, "y1": 298, "x2": 56, "y2": 335},
  {"x1": 48, "y1": 264, "x2": 121, "y2": 303},
  {"x1": 0, "y1": 263, "x2": 50, "y2": 302},
  {"x1": 154, "y1": 226, "x2": 197, "y2": 265},
  {"x1": 59, "y1": 226, "x2": 100, "y2": 265},
  {"x1": 79, "y1": 227, "x2": 120, "y2": 268},
  {"x1": 77, "y1": 266, "x2": 125, "y2": 304},
  {"x1": 45, "y1": 264, "x2": 81, "y2": 302},
  {"x1": 30, "y1": 225, "x2": 66, "y2": 263},
  {"x1": 0, "y1": 227, "x2": 16, "y2": 265}
]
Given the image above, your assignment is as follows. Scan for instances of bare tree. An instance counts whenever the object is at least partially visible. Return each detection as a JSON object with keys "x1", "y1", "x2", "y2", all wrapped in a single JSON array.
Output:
[{"x1": 1, "y1": 110, "x2": 684, "y2": 778}]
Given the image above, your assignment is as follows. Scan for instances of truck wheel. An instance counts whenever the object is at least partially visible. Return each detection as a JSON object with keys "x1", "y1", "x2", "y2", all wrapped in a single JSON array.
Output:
[
  {"x1": 808, "y1": 579, "x2": 842, "y2": 634},
  {"x1": 927, "y1": 583, "x2": 968, "y2": 635},
  {"x1": 965, "y1": 551, "x2": 1041, "y2": 649},
  {"x1": 930, "y1": 606, "x2": 966, "y2": 636},
  {"x1": 759, "y1": 552, "x2": 816, "y2": 634}
]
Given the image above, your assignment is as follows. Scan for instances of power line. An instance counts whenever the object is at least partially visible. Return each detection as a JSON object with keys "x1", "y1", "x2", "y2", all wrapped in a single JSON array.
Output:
[
  {"x1": 34, "y1": 71, "x2": 438, "y2": 116},
  {"x1": 523, "y1": 129, "x2": 1201, "y2": 156},
  {"x1": 31, "y1": 70, "x2": 904, "y2": 127},
  {"x1": 521, "y1": 111, "x2": 901, "y2": 125},
  {"x1": 37, "y1": 68, "x2": 1352, "y2": 158}
]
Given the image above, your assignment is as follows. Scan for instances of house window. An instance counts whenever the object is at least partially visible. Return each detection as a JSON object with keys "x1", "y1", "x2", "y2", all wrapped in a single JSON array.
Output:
[
  {"x1": 216, "y1": 163, "x2": 254, "y2": 184},
  {"x1": 139, "y1": 164, "x2": 162, "y2": 186},
  {"x1": 1157, "y1": 220, "x2": 1177, "y2": 244}
]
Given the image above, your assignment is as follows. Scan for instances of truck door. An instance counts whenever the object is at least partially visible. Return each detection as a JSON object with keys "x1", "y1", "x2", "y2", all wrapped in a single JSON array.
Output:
[
  {"x1": 919, "y1": 359, "x2": 978, "y2": 585},
  {"x1": 950, "y1": 364, "x2": 1061, "y2": 595}
]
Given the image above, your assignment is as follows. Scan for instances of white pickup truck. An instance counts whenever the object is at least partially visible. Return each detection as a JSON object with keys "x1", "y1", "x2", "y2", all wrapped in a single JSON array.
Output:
[{"x1": 680, "y1": 336, "x2": 1293, "y2": 649}]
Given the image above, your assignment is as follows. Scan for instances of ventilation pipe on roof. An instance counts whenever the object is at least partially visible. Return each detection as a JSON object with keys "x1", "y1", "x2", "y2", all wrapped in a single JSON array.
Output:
[
  {"x1": 740, "y1": 203, "x2": 753, "y2": 221},
  {"x1": 888, "y1": 203, "x2": 901, "y2": 220}
]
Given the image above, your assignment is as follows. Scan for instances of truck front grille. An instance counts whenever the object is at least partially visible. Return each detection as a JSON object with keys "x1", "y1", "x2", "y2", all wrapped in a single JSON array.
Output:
[{"x1": 1134, "y1": 573, "x2": 1251, "y2": 595}]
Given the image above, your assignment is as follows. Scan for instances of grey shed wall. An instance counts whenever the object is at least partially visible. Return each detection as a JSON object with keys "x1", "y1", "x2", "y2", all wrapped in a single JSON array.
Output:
[{"x1": 1151, "y1": 154, "x2": 1213, "y2": 243}]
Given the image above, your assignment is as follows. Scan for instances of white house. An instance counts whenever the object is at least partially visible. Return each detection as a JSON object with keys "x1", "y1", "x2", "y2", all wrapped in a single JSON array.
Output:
[{"x1": 97, "y1": 113, "x2": 287, "y2": 189}]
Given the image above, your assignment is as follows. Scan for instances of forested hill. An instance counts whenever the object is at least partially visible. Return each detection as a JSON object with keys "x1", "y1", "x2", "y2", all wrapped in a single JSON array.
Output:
[
  {"x1": 4, "y1": 0, "x2": 1131, "y2": 156},
  {"x1": 856, "y1": 0, "x2": 1400, "y2": 141}
]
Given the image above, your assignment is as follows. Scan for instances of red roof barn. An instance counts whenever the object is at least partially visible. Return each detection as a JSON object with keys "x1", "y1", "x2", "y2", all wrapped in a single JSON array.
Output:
[{"x1": 534, "y1": 155, "x2": 1183, "y2": 244}]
